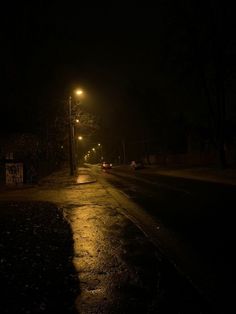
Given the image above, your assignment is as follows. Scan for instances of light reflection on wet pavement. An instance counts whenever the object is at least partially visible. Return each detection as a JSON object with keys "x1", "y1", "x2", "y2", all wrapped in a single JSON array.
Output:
[
  {"x1": 0, "y1": 168, "x2": 214, "y2": 313},
  {"x1": 76, "y1": 174, "x2": 96, "y2": 184},
  {"x1": 62, "y1": 183, "x2": 161, "y2": 313}
]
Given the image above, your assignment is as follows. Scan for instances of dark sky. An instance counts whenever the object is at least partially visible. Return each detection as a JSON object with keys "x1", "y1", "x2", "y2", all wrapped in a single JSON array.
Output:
[
  {"x1": 1, "y1": 4, "x2": 160, "y2": 132},
  {"x1": 1, "y1": 2, "x2": 235, "y2": 141}
]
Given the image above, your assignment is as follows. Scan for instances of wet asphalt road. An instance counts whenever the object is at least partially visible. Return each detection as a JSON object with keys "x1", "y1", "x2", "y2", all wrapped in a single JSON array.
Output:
[
  {"x1": 0, "y1": 167, "x2": 229, "y2": 313},
  {"x1": 92, "y1": 166, "x2": 235, "y2": 313}
]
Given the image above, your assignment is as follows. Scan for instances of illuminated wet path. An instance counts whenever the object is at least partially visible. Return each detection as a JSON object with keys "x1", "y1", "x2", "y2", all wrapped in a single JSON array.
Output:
[{"x1": 0, "y1": 168, "x2": 213, "y2": 313}]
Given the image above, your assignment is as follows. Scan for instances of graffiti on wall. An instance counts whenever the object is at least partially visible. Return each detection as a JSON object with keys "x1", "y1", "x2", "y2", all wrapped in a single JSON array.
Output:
[{"x1": 5, "y1": 163, "x2": 24, "y2": 185}]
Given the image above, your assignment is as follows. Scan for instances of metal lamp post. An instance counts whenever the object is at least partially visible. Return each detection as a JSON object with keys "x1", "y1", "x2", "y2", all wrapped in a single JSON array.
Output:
[
  {"x1": 68, "y1": 95, "x2": 75, "y2": 175},
  {"x1": 68, "y1": 89, "x2": 83, "y2": 175}
]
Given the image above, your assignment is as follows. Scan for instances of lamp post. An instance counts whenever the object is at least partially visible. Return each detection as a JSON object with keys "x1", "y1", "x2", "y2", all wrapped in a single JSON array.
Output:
[
  {"x1": 68, "y1": 95, "x2": 74, "y2": 175},
  {"x1": 68, "y1": 89, "x2": 83, "y2": 175},
  {"x1": 98, "y1": 143, "x2": 103, "y2": 162}
]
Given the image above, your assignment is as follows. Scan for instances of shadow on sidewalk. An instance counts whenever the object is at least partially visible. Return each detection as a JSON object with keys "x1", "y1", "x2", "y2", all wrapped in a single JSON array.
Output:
[{"x1": 0, "y1": 201, "x2": 80, "y2": 313}]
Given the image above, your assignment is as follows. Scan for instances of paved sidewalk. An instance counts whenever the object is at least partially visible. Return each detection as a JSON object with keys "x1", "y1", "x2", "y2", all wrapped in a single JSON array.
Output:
[
  {"x1": 38, "y1": 167, "x2": 97, "y2": 186},
  {"x1": 149, "y1": 166, "x2": 236, "y2": 185},
  {"x1": 0, "y1": 166, "x2": 214, "y2": 313}
]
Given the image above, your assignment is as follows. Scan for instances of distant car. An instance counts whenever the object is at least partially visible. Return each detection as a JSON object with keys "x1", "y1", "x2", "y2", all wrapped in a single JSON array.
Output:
[
  {"x1": 101, "y1": 162, "x2": 112, "y2": 170},
  {"x1": 130, "y1": 160, "x2": 144, "y2": 170}
]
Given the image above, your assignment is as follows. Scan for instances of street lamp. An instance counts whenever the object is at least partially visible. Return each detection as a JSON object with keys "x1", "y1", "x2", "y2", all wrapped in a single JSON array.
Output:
[
  {"x1": 76, "y1": 90, "x2": 83, "y2": 95},
  {"x1": 68, "y1": 89, "x2": 83, "y2": 175}
]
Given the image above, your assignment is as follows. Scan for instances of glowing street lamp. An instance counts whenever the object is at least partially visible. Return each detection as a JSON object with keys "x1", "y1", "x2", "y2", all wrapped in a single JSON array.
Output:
[
  {"x1": 75, "y1": 89, "x2": 83, "y2": 96},
  {"x1": 97, "y1": 143, "x2": 103, "y2": 161}
]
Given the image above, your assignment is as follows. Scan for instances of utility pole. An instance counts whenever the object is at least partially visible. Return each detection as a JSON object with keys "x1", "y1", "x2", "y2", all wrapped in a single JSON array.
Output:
[
  {"x1": 68, "y1": 96, "x2": 75, "y2": 175},
  {"x1": 68, "y1": 89, "x2": 83, "y2": 175}
]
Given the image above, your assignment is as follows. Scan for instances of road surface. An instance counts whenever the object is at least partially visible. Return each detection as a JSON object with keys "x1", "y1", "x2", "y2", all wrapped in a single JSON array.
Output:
[{"x1": 90, "y1": 164, "x2": 235, "y2": 313}]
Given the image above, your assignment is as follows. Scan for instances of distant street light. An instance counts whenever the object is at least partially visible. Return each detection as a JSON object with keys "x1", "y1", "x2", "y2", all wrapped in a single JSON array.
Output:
[
  {"x1": 97, "y1": 143, "x2": 103, "y2": 161},
  {"x1": 68, "y1": 89, "x2": 83, "y2": 175}
]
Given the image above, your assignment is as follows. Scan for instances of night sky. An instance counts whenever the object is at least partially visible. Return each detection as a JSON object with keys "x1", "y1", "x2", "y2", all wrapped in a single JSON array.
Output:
[{"x1": 1, "y1": 3, "x2": 236, "y2": 148}]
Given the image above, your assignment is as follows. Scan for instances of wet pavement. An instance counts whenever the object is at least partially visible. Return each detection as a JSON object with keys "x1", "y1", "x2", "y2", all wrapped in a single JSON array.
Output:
[
  {"x1": 0, "y1": 201, "x2": 79, "y2": 313},
  {"x1": 0, "y1": 167, "x2": 215, "y2": 313},
  {"x1": 112, "y1": 164, "x2": 236, "y2": 186}
]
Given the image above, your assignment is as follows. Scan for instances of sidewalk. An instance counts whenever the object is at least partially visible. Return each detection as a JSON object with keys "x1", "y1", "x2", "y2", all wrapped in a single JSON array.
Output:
[
  {"x1": 116, "y1": 164, "x2": 236, "y2": 185},
  {"x1": 38, "y1": 167, "x2": 97, "y2": 185},
  {"x1": 149, "y1": 166, "x2": 236, "y2": 185},
  {"x1": 0, "y1": 166, "x2": 214, "y2": 313}
]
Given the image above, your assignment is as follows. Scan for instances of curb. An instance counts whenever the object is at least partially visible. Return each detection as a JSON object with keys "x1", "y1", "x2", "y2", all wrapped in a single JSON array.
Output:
[{"x1": 76, "y1": 179, "x2": 97, "y2": 185}]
